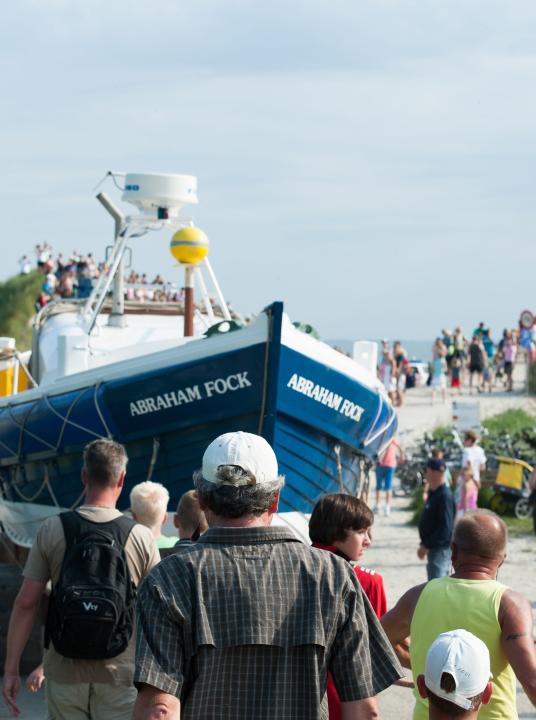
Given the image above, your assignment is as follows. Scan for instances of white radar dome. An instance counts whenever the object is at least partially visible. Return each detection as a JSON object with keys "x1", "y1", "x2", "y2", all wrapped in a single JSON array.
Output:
[{"x1": 122, "y1": 172, "x2": 198, "y2": 217}]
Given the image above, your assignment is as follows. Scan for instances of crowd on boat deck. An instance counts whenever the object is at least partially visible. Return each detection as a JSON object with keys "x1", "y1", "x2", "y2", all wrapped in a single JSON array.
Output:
[
  {"x1": 378, "y1": 323, "x2": 534, "y2": 405},
  {"x1": 20, "y1": 246, "x2": 237, "y2": 317},
  {"x1": 3, "y1": 432, "x2": 536, "y2": 720}
]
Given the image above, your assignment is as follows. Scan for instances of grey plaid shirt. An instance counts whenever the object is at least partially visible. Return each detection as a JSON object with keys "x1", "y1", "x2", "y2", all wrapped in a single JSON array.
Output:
[{"x1": 135, "y1": 525, "x2": 401, "y2": 719}]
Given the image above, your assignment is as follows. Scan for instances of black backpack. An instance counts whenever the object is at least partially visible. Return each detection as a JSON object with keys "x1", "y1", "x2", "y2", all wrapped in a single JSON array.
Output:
[{"x1": 46, "y1": 511, "x2": 136, "y2": 660}]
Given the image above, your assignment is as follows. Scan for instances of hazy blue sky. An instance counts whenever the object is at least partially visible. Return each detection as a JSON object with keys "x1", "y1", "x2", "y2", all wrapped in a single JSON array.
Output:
[{"x1": 2, "y1": 1, "x2": 535, "y2": 340}]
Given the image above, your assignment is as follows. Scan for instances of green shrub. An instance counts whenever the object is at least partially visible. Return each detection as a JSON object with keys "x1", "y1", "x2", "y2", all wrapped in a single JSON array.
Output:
[
  {"x1": 482, "y1": 409, "x2": 536, "y2": 437},
  {"x1": 477, "y1": 485, "x2": 495, "y2": 509},
  {"x1": 0, "y1": 271, "x2": 42, "y2": 350}
]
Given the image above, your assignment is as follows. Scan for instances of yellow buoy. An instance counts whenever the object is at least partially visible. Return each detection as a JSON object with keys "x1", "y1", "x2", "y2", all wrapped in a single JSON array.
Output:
[{"x1": 170, "y1": 226, "x2": 209, "y2": 265}]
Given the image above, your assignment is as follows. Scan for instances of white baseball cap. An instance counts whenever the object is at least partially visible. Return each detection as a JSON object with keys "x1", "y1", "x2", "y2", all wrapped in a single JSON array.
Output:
[
  {"x1": 202, "y1": 432, "x2": 279, "y2": 486},
  {"x1": 425, "y1": 629, "x2": 492, "y2": 710}
]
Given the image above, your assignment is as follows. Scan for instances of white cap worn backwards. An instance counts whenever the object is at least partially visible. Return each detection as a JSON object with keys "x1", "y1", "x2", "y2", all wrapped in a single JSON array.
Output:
[
  {"x1": 202, "y1": 432, "x2": 279, "y2": 487},
  {"x1": 425, "y1": 629, "x2": 492, "y2": 710}
]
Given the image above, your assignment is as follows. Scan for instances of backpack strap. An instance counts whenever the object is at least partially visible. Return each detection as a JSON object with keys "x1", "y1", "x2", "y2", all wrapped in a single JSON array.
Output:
[{"x1": 59, "y1": 510, "x2": 136, "y2": 549}]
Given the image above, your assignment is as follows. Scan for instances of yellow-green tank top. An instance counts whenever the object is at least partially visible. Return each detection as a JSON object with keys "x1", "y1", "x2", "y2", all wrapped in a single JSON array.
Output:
[{"x1": 410, "y1": 577, "x2": 516, "y2": 720}]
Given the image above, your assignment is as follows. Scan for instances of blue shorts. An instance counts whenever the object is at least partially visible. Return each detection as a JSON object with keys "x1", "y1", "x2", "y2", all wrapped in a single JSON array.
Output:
[{"x1": 376, "y1": 466, "x2": 395, "y2": 491}]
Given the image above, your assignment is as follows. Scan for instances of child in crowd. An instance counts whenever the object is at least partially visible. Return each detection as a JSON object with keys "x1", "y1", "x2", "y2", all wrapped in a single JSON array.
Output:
[
  {"x1": 309, "y1": 493, "x2": 387, "y2": 720},
  {"x1": 450, "y1": 353, "x2": 462, "y2": 393},
  {"x1": 457, "y1": 465, "x2": 479, "y2": 517}
]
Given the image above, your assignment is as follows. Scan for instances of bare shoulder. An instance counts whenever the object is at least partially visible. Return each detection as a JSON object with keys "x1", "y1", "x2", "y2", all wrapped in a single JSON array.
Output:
[
  {"x1": 394, "y1": 582, "x2": 428, "y2": 613},
  {"x1": 499, "y1": 587, "x2": 532, "y2": 621}
]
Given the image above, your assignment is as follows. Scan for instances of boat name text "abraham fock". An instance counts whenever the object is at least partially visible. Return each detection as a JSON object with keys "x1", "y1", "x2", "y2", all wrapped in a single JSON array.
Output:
[
  {"x1": 129, "y1": 372, "x2": 252, "y2": 416},
  {"x1": 286, "y1": 373, "x2": 365, "y2": 423}
]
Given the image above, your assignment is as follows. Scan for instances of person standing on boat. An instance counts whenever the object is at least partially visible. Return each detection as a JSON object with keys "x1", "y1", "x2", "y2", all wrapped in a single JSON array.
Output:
[
  {"x1": 2, "y1": 439, "x2": 159, "y2": 720},
  {"x1": 133, "y1": 431, "x2": 402, "y2": 720}
]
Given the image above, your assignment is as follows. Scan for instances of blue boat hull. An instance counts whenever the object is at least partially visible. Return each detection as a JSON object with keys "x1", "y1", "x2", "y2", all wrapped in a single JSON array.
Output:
[{"x1": 0, "y1": 303, "x2": 397, "y2": 524}]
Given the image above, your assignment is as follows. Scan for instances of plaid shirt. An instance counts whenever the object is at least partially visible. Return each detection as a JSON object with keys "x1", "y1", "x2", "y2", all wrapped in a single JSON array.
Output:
[{"x1": 135, "y1": 526, "x2": 402, "y2": 719}]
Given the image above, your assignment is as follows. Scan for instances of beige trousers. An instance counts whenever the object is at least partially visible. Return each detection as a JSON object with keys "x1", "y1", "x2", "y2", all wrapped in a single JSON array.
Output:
[{"x1": 46, "y1": 680, "x2": 137, "y2": 720}]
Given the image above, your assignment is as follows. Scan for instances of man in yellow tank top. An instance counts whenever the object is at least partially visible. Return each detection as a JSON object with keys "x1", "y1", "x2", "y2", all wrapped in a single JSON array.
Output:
[{"x1": 381, "y1": 510, "x2": 536, "y2": 719}]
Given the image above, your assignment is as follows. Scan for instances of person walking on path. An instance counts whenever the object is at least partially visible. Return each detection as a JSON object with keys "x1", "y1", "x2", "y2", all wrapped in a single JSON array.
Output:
[
  {"x1": 133, "y1": 431, "x2": 402, "y2": 720},
  {"x1": 374, "y1": 438, "x2": 403, "y2": 516},
  {"x1": 381, "y1": 510, "x2": 536, "y2": 720},
  {"x1": 378, "y1": 341, "x2": 397, "y2": 403},
  {"x1": 393, "y1": 341, "x2": 408, "y2": 407},
  {"x1": 417, "y1": 458, "x2": 456, "y2": 580},
  {"x1": 430, "y1": 341, "x2": 448, "y2": 405},
  {"x1": 417, "y1": 629, "x2": 493, "y2": 720},
  {"x1": 502, "y1": 332, "x2": 517, "y2": 392},
  {"x1": 461, "y1": 430, "x2": 486, "y2": 487},
  {"x1": 2, "y1": 439, "x2": 159, "y2": 720},
  {"x1": 468, "y1": 336, "x2": 485, "y2": 394},
  {"x1": 309, "y1": 494, "x2": 388, "y2": 720}
]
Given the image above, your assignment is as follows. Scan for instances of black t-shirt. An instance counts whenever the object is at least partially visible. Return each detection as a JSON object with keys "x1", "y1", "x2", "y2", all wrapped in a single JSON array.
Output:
[{"x1": 419, "y1": 484, "x2": 456, "y2": 549}]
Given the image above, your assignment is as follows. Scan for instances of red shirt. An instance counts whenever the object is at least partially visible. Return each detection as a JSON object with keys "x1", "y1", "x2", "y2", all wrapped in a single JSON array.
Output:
[{"x1": 312, "y1": 543, "x2": 387, "y2": 720}]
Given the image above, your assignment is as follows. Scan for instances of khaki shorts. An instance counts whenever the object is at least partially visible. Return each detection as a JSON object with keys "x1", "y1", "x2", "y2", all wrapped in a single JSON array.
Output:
[{"x1": 46, "y1": 680, "x2": 137, "y2": 720}]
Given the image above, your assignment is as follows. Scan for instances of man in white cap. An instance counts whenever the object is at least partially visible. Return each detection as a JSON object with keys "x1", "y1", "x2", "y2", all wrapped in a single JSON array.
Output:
[
  {"x1": 133, "y1": 431, "x2": 402, "y2": 720},
  {"x1": 417, "y1": 629, "x2": 493, "y2": 719}
]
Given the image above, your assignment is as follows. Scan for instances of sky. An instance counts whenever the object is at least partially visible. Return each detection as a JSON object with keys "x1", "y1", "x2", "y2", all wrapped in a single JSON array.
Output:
[{"x1": 1, "y1": 0, "x2": 536, "y2": 341}]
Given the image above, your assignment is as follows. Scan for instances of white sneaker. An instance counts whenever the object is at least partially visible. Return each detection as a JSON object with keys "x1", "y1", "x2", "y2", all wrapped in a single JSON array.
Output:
[
  {"x1": 372, "y1": 505, "x2": 380, "y2": 513},
  {"x1": 384, "y1": 505, "x2": 391, "y2": 517}
]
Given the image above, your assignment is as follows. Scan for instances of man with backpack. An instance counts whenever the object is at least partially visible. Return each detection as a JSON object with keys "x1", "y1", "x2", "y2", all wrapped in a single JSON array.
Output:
[{"x1": 2, "y1": 439, "x2": 159, "y2": 719}]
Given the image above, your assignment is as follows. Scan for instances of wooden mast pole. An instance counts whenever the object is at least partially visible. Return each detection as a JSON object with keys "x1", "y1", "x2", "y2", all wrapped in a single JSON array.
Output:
[{"x1": 184, "y1": 265, "x2": 195, "y2": 336}]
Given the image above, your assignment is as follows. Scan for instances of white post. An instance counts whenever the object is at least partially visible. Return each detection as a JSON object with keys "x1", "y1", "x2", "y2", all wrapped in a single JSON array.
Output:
[
  {"x1": 194, "y1": 266, "x2": 215, "y2": 325},
  {"x1": 203, "y1": 258, "x2": 231, "y2": 321}
]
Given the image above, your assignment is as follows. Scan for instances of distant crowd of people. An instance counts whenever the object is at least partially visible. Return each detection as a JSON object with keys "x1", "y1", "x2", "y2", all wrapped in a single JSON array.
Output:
[
  {"x1": 378, "y1": 323, "x2": 534, "y2": 406},
  {"x1": 428, "y1": 323, "x2": 531, "y2": 400},
  {"x1": 20, "y1": 246, "x2": 232, "y2": 316}
]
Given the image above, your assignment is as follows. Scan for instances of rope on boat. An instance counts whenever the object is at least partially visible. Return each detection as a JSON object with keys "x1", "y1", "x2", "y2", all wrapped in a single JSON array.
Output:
[
  {"x1": 359, "y1": 459, "x2": 373, "y2": 504},
  {"x1": 6, "y1": 403, "x2": 56, "y2": 452},
  {"x1": 10, "y1": 466, "x2": 49, "y2": 503},
  {"x1": 94, "y1": 383, "x2": 113, "y2": 438},
  {"x1": 8, "y1": 463, "x2": 85, "y2": 509},
  {"x1": 146, "y1": 437, "x2": 160, "y2": 482},
  {"x1": 333, "y1": 444, "x2": 344, "y2": 492},
  {"x1": 43, "y1": 393, "x2": 104, "y2": 448},
  {"x1": 0, "y1": 385, "x2": 114, "y2": 508}
]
